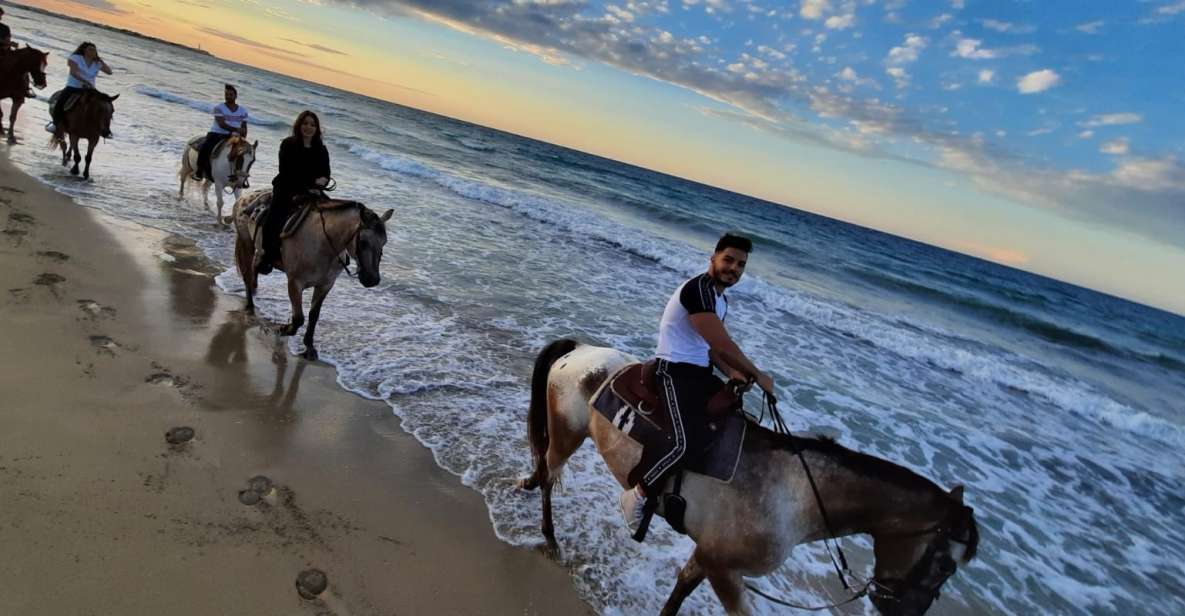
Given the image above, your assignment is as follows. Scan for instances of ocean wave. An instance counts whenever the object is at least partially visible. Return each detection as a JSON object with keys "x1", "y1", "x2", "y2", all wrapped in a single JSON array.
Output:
[
  {"x1": 134, "y1": 85, "x2": 287, "y2": 127},
  {"x1": 456, "y1": 138, "x2": 495, "y2": 152}
]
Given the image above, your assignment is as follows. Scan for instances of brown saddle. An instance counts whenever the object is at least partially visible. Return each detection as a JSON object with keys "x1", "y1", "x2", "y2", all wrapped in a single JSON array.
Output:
[{"x1": 610, "y1": 360, "x2": 743, "y2": 418}]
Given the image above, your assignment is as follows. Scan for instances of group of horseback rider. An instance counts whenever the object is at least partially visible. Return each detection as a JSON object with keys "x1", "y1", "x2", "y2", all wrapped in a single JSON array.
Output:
[{"x1": 31, "y1": 32, "x2": 771, "y2": 540}]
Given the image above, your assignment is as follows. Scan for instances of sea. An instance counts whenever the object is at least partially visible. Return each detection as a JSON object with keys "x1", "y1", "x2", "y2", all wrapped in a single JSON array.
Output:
[{"x1": 8, "y1": 7, "x2": 1185, "y2": 615}]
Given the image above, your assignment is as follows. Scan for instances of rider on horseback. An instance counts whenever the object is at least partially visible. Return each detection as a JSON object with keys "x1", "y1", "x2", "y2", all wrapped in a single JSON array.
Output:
[
  {"x1": 194, "y1": 84, "x2": 248, "y2": 181},
  {"x1": 50, "y1": 42, "x2": 112, "y2": 138},
  {"x1": 255, "y1": 110, "x2": 330, "y2": 275},
  {"x1": 0, "y1": 7, "x2": 34, "y2": 99},
  {"x1": 620, "y1": 233, "x2": 776, "y2": 534}
]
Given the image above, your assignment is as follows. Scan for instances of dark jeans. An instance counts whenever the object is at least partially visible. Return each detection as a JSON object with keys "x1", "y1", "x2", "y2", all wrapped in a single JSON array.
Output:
[
  {"x1": 262, "y1": 188, "x2": 299, "y2": 262},
  {"x1": 628, "y1": 359, "x2": 724, "y2": 492},
  {"x1": 52, "y1": 86, "x2": 85, "y2": 126},
  {"x1": 196, "y1": 131, "x2": 226, "y2": 179}
]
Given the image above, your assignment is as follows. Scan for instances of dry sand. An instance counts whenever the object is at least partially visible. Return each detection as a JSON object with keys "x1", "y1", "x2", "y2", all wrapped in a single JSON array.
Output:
[{"x1": 0, "y1": 156, "x2": 594, "y2": 615}]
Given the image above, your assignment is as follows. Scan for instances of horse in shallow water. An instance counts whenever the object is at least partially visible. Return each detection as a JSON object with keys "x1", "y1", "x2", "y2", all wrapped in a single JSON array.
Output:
[
  {"x1": 232, "y1": 190, "x2": 392, "y2": 360},
  {"x1": 48, "y1": 89, "x2": 118, "y2": 179},
  {"x1": 518, "y1": 339, "x2": 980, "y2": 616},
  {"x1": 178, "y1": 134, "x2": 258, "y2": 225},
  {"x1": 0, "y1": 45, "x2": 49, "y2": 144}
]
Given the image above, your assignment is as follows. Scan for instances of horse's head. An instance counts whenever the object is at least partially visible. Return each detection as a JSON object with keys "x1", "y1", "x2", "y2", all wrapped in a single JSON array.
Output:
[
  {"x1": 17, "y1": 47, "x2": 48, "y2": 89},
  {"x1": 869, "y1": 486, "x2": 979, "y2": 616},
  {"x1": 228, "y1": 138, "x2": 257, "y2": 189},
  {"x1": 354, "y1": 206, "x2": 393, "y2": 288}
]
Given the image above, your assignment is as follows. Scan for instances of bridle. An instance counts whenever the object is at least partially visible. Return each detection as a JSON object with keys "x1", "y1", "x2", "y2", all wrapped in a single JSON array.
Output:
[
  {"x1": 223, "y1": 141, "x2": 255, "y2": 192},
  {"x1": 744, "y1": 392, "x2": 969, "y2": 612}
]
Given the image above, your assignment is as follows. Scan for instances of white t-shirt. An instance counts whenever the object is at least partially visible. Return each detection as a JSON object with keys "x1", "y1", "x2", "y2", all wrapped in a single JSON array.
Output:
[
  {"x1": 65, "y1": 54, "x2": 101, "y2": 88},
  {"x1": 655, "y1": 273, "x2": 728, "y2": 367},
  {"x1": 210, "y1": 103, "x2": 249, "y2": 134}
]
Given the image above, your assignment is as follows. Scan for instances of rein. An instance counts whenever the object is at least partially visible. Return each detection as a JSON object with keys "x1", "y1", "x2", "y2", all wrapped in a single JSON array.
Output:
[{"x1": 314, "y1": 185, "x2": 359, "y2": 278}]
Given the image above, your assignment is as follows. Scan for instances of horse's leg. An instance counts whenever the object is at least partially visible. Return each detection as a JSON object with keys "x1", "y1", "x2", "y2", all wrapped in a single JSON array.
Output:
[
  {"x1": 299, "y1": 283, "x2": 332, "y2": 361},
  {"x1": 82, "y1": 138, "x2": 96, "y2": 180},
  {"x1": 7, "y1": 99, "x2": 21, "y2": 144},
  {"x1": 235, "y1": 232, "x2": 257, "y2": 314},
  {"x1": 660, "y1": 551, "x2": 707, "y2": 616},
  {"x1": 706, "y1": 571, "x2": 752, "y2": 616},
  {"x1": 215, "y1": 183, "x2": 226, "y2": 225},
  {"x1": 69, "y1": 137, "x2": 81, "y2": 175},
  {"x1": 538, "y1": 413, "x2": 587, "y2": 555},
  {"x1": 201, "y1": 180, "x2": 210, "y2": 209},
  {"x1": 278, "y1": 275, "x2": 305, "y2": 336}
]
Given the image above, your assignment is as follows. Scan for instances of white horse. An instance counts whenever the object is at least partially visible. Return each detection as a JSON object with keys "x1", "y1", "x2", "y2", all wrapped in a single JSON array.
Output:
[{"x1": 179, "y1": 134, "x2": 257, "y2": 224}]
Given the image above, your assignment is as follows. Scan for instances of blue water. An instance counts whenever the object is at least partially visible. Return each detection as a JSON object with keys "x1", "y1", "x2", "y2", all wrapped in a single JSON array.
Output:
[{"x1": 9, "y1": 6, "x2": 1185, "y2": 615}]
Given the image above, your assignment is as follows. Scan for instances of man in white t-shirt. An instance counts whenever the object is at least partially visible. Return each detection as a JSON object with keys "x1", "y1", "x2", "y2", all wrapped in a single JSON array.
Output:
[
  {"x1": 619, "y1": 233, "x2": 776, "y2": 537},
  {"x1": 195, "y1": 84, "x2": 249, "y2": 181}
]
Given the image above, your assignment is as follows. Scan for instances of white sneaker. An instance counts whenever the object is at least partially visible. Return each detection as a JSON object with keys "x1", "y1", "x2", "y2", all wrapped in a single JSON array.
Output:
[{"x1": 619, "y1": 486, "x2": 648, "y2": 533}]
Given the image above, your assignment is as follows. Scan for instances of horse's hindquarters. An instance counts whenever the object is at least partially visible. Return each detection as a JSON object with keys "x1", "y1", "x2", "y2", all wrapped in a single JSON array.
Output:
[{"x1": 588, "y1": 412, "x2": 643, "y2": 489}]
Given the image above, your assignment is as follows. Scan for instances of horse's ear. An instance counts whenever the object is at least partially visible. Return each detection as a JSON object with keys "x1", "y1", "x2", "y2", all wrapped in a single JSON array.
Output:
[
  {"x1": 380, "y1": 209, "x2": 393, "y2": 222},
  {"x1": 252, "y1": 140, "x2": 258, "y2": 149},
  {"x1": 109, "y1": 94, "x2": 120, "y2": 101},
  {"x1": 949, "y1": 485, "x2": 965, "y2": 504}
]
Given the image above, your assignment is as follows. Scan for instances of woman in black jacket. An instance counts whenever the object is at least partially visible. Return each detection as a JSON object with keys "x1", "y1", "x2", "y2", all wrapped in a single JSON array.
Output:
[{"x1": 259, "y1": 110, "x2": 330, "y2": 273}]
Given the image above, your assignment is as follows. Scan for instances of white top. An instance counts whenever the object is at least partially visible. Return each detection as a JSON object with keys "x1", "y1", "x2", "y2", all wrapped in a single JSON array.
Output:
[
  {"x1": 65, "y1": 54, "x2": 101, "y2": 89},
  {"x1": 210, "y1": 103, "x2": 249, "y2": 134},
  {"x1": 655, "y1": 273, "x2": 728, "y2": 367}
]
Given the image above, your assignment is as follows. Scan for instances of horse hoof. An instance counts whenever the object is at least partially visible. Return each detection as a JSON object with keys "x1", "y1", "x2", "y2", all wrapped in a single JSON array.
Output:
[
  {"x1": 540, "y1": 538, "x2": 561, "y2": 560},
  {"x1": 301, "y1": 348, "x2": 318, "y2": 361},
  {"x1": 279, "y1": 324, "x2": 299, "y2": 337},
  {"x1": 69, "y1": 168, "x2": 78, "y2": 176},
  {"x1": 517, "y1": 476, "x2": 539, "y2": 491}
]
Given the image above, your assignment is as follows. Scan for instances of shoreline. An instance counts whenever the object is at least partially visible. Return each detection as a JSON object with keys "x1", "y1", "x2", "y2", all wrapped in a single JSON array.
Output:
[{"x1": 0, "y1": 156, "x2": 593, "y2": 614}]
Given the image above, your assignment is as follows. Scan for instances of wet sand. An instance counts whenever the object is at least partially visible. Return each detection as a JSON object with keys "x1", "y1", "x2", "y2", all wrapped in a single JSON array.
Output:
[{"x1": 0, "y1": 156, "x2": 593, "y2": 615}]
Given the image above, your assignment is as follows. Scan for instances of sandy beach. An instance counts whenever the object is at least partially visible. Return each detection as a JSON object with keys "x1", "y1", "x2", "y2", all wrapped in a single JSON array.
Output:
[{"x1": 0, "y1": 156, "x2": 593, "y2": 615}]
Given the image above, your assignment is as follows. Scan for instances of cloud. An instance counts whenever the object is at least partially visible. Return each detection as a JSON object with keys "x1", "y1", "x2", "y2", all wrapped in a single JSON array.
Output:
[
  {"x1": 1079, "y1": 130, "x2": 1094, "y2": 139},
  {"x1": 887, "y1": 33, "x2": 926, "y2": 64},
  {"x1": 1155, "y1": 0, "x2": 1185, "y2": 16},
  {"x1": 1017, "y1": 69, "x2": 1060, "y2": 93},
  {"x1": 800, "y1": 0, "x2": 829, "y2": 19},
  {"x1": 981, "y1": 19, "x2": 1035, "y2": 34},
  {"x1": 885, "y1": 66, "x2": 908, "y2": 88},
  {"x1": 1100, "y1": 138, "x2": 1130, "y2": 155},
  {"x1": 1082, "y1": 112, "x2": 1143, "y2": 127},
  {"x1": 950, "y1": 0, "x2": 965, "y2": 8},
  {"x1": 197, "y1": 28, "x2": 298, "y2": 55},
  {"x1": 977, "y1": 69, "x2": 994, "y2": 84},
  {"x1": 953, "y1": 38, "x2": 1038, "y2": 60},
  {"x1": 1075, "y1": 20, "x2": 1104, "y2": 34},
  {"x1": 928, "y1": 13, "x2": 952, "y2": 29},
  {"x1": 68, "y1": 0, "x2": 129, "y2": 14},
  {"x1": 824, "y1": 13, "x2": 854, "y2": 29},
  {"x1": 950, "y1": 240, "x2": 1030, "y2": 266},
  {"x1": 282, "y1": 39, "x2": 350, "y2": 55}
]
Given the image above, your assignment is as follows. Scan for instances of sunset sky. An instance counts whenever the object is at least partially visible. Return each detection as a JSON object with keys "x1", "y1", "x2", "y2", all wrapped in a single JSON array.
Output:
[{"x1": 13, "y1": 0, "x2": 1185, "y2": 314}]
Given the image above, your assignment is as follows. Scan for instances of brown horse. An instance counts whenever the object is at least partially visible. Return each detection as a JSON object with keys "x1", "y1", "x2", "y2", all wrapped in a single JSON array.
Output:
[
  {"x1": 0, "y1": 45, "x2": 49, "y2": 144},
  {"x1": 48, "y1": 89, "x2": 118, "y2": 179},
  {"x1": 519, "y1": 339, "x2": 980, "y2": 616},
  {"x1": 232, "y1": 190, "x2": 393, "y2": 360}
]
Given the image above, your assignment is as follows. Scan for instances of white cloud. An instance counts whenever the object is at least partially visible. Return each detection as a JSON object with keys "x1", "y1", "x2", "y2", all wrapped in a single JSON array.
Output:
[
  {"x1": 825, "y1": 13, "x2": 854, "y2": 29},
  {"x1": 1079, "y1": 130, "x2": 1094, "y2": 139},
  {"x1": 929, "y1": 13, "x2": 952, "y2": 28},
  {"x1": 1075, "y1": 20, "x2": 1104, "y2": 34},
  {"x1": 886, "y1": 66, "x2": 908, "y2": 88},
  {"x1": 1027, "y1": 127, "x2": 1054, "y2": 136},
  {"x1": 800, "y1": 0, "x2": 829, "y2": 19},
  {"x1": 1100, "y1": 138, "x2": 1130, "y2": 155},
  {"x1": 977, "y1": 69, "x2": 994, "y2": 84},
  {"x1": 1082, "y1": 113, "x2": 1143, "y2": 127},
  {"x1": 887, "y1": 33, "x2": 926, "y2": 64},
  {"x1": 950, "y1": 0, "x2": 965, "y2": 8},
  {"x1": 954, "y1": 38, "x2": 994, "y2": 59},
  {"x1": 1112, "y1": 157, "x2": 1185, "y2": 191},
  {"x1": 981, "y1": 19, "x2": 1036, "y2": 34},
  {"x1": 1017, "y1": 69, "x2": 1060, "y2": 94},
  {"x1": 838, "y1": 66, "x2": 858, "y2": 81},
  {"x1": 1156, "y1": 1, "x2": 1185, "y2": 16}
]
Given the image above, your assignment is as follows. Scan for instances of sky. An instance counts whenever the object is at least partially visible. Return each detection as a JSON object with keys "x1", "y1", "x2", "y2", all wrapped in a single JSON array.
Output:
[{"x1": 14, "y1": 0, "x2": 1185, "y2": 315}]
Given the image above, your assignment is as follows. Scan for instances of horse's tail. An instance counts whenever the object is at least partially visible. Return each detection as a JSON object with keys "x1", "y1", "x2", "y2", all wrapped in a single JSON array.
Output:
[{"x1": 527, "y1": 338, "x2": 580, "y2": 468}]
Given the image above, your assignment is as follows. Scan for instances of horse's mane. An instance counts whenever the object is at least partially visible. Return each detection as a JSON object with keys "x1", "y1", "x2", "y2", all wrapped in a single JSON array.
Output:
[
  {"x1": 753, "y1": 423, "x2": 980, "y2": 560},
  {"x1": 753, "y1": 424, "x2": 943, "y2": 497}
]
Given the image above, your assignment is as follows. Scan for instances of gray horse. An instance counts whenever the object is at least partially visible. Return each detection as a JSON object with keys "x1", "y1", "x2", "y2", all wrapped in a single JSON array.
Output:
[
  {"x1": 519, "y1": 339, "x2": 980, "y2": 616},
  {"x1": 232, "y1": 190, "x2": 392, "y2": 360}
]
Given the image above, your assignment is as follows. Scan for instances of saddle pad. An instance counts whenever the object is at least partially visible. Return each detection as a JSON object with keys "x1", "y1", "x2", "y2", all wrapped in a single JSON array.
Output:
[
  {"x1": 591, "y1": 364, "x2": 746, "y2": 483},
  {"x1": 280, "y1": 198, "x2": 360, "y2": 239}
]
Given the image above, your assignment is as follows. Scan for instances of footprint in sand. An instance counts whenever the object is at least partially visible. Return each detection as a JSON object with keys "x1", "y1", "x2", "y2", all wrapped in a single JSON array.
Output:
[
  {"x1": 37, "y1": 250, "x2": 70, "y2": 262},
  {"x1": 238, "y1": 474, "x2": 275, "y2": 506},
  {"x1": 0, "y1": 185, "x2": 25, "y2": 194},
  {"x1": 34, "y1": 273, "x2": 65, "y2": 287},
  {"x1": 8, "y1": 211, "x2": 34, "y2": 224},
  {"x1": 89, "y1": 335, "x2": 120, "y2": 355},
  {"x1": 165, "y1": 426, "x2": 195, "y2": 445},
  {"x1": 295, "y1": 569, "x2": 329, "y2": 600},
  {"x1": 77, "y1": 298, "x2": 116, "y2": 320},
  {"x1": 146, "y1": 372, "x2": 189, "y2": 388}
]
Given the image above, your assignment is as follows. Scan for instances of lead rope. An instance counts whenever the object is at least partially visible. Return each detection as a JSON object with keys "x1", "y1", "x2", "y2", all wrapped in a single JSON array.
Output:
[{"x1": 318, "y1": 207, "x2": 357, "y2": 278}]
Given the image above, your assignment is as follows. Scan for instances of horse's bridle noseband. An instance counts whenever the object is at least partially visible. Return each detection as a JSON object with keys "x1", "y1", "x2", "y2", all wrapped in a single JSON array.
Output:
[{"x1": 868, "y1": 516, "x2": 971, "y2": 607}]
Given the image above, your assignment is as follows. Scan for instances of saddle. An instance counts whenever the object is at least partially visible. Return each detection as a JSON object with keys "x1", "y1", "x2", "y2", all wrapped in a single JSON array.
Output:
[
  {"x1": 611, "y1": 360, "x2": 743, "y2": 418},
  {"x1": 48, "y1": 88, "x2": 116, "y2": 113},
  {"x1": 241, "y1": 191, "x2": 359, "y2": 271}
]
